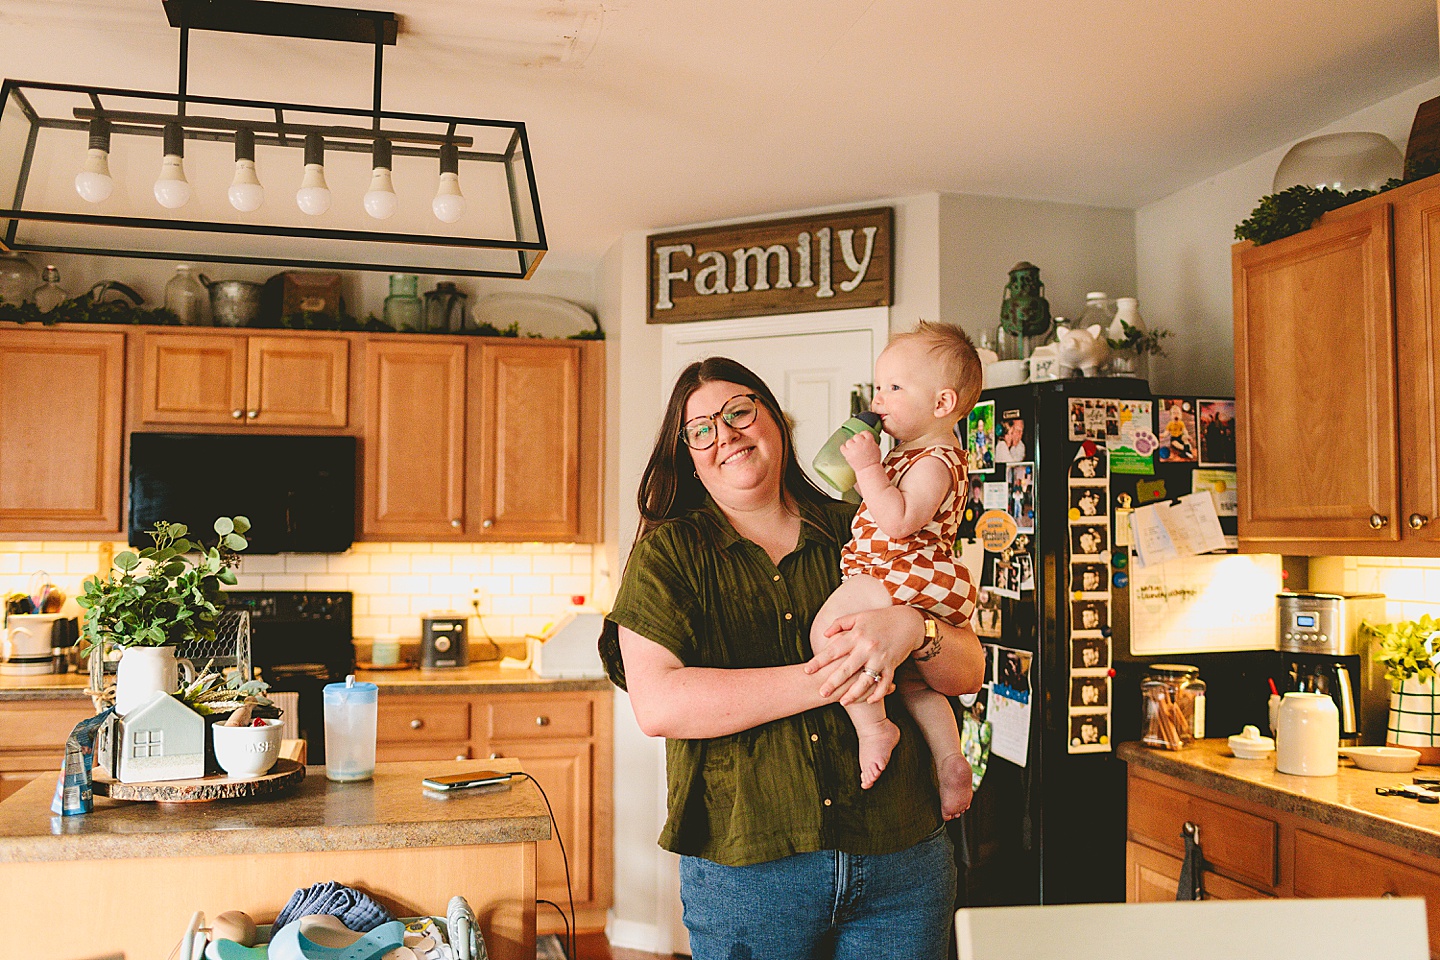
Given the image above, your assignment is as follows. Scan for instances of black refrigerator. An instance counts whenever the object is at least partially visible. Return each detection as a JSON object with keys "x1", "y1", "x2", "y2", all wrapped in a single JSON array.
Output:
[{"x1": 951, "y1": 378, "x2": 1279, "y2": 907}]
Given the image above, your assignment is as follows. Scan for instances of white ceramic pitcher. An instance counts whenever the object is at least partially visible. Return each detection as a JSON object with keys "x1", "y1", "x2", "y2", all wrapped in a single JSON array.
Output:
[
  {"x1": 114, "y1": 646, "x2": 195, "y2": 716},
  {"x1": 1275, "y1": 691, "x2": 1339, "y2": 777}
]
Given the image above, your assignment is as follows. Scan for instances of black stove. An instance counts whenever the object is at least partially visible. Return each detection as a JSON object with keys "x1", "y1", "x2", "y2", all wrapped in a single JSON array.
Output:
[{"x1": 224, "y1": 591, "x2": 355, "y2": 763}]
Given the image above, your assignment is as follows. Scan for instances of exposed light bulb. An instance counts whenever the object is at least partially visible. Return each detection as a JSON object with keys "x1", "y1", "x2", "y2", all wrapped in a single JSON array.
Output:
[
  {"x1": 227, "y1": 127, "x2": 264, "y2": 213},
  {"x1": 74, "y1": 118, "x2": 113, "y2": 203},
  {"x1": 295, "y1": 133, "x2": 331, "y2": 216},
  {"x1": 153, "y1": 122, "x2": 191, "y2": 209},
  {"x1": 363, "y1": 138, "x2": 398, "y2": 220},
  {"x1": 432, "y1": 140, "x2": 465, "y2": 224}
]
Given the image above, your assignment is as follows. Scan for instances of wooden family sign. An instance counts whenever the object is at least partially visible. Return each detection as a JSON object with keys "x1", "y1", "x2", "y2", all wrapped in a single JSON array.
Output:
[{"x1": 647, "y1": 207, "x2": 894, "y2": 323}]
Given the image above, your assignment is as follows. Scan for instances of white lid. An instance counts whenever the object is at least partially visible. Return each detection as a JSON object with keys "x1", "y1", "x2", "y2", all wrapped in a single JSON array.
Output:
[{"x1": 1085, "y1": 291, "x2": 1107, "y2": 300}]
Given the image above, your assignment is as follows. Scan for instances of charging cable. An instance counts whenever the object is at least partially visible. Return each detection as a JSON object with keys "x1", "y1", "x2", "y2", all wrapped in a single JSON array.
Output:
[{"x1": 512, "y1": 771, "x2": 577, "y2": 960}]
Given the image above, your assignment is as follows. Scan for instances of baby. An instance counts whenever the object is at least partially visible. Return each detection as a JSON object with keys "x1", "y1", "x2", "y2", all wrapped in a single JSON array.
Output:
[{"x1": 811, "y1": 320, "x2": 982, "y2": 819}]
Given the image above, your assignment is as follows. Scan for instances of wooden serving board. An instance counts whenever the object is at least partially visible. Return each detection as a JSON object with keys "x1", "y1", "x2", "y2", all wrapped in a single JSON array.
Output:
[{"x1": 93, "y1": 757, "x2": 305, "y2": 803}]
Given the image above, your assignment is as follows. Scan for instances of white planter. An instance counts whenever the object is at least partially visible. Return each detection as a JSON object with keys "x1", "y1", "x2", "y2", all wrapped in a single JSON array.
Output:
[
  {"x1": 1387, "y1": 676, "x2": 1440, "y2": 764},
  {"x1": 212, "y1": 718, "x2": 283, "y2": 778},
  {"x1": 114, "y1": 646, "x2": 196, "y2": 717}
]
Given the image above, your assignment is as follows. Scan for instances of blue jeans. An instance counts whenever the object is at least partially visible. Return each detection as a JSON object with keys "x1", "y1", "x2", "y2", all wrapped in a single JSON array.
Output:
[{"x1": 678, "y1": 826, "x2": 956, "y2": 960}]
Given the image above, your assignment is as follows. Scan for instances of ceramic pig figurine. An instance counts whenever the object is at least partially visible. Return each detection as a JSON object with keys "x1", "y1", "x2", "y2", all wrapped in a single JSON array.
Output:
[{"x1": 1054, "y1": 324, "x2": 1111, "y2": 377}]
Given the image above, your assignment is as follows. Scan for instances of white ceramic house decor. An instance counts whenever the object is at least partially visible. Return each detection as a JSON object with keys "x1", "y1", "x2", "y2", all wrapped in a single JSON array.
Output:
[{"x1": 96, "y1": 692, "x2": 205, "y2": 783}]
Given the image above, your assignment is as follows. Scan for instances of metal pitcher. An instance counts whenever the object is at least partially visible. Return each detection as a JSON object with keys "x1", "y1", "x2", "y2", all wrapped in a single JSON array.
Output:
[
  {"x1": 423, "y1": 281, "x2": 468, "y2": 333},
  {"x1": 198, "y1": 273, "x2": 264, "y2": 327}
]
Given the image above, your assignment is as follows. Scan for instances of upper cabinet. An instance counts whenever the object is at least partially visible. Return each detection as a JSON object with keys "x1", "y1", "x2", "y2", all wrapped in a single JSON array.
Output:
[
  {"x1": 1234, "y1": 177, "x2": 1440, "y2": 554},
  {"x1": 361, "y1": 337, "x2": 604, "y2": 544},
  {"x1": 0, "y1": 329, "x2": 124, "y2": 534},
  {"x1": 139, "y1": 331, "x2": 349, "y2": 429}
]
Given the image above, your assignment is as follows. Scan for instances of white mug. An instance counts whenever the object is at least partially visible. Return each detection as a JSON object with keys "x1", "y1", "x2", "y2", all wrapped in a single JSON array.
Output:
[
  {"x1": 114, "y1": 646, "x2": 196, "y2": 716},
  {"x1": 1275, "y1": 692, "x2": 1339, "y2": 776}
]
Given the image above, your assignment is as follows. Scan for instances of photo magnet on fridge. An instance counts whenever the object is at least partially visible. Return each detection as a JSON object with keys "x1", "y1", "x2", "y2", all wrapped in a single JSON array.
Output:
[
  {"x1": 994, "y1": 410, "x2": 1027, "y2": 464},
  {"x1": 1198, "y1": 399, "x2": 1237, "y2": 466},
  {"x1": 1006, "y1": 462, "x2": 1035, "y2": 533},
  {"x1": 966, "y1": 400, "x2": 996, "y2": 474},
  {"x1": 957, "y1": 475, "x2": 985, "y2": 541},
  {"x1": 1156, "y1": 398, "x2": 1198, "y2": 463},
  {"x1": 1069, "y1": 712, "x2": 1110, "y2": 752},
  {"x1": 1071, "y1": 599, "x2": 1109, "y2": 632},
  {"x1": 1069, "y1": 675, "x2": 1110, "y2": 709},
  {"x1": 1070, "y1": 562, "x2": 1108, "y2": 594},
  {"x1": 1068, "y1": 483, "x2": 1107, "y2": 520},
  {"x1": 1069, "y1": 449, "x2": 1107, "y2": 480},
  {"x1": 1070, "y1": 523, "x2": 1109, "y2": 558},
  {"x1": 973, "y1": 589, "x2": 1003, "y2": 639},
  {"x1": 1071, "y1": 636, "x2": 1109, "y2": 670}
]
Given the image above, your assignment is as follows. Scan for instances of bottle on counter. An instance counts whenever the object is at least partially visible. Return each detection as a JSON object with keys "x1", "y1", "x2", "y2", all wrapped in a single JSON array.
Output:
[
  {"x1": 32, "y1": 265, "x2": 71, "y2": 313},
  {"x1": 164, "y1": 264, "x2": 206, "y2": 325}
]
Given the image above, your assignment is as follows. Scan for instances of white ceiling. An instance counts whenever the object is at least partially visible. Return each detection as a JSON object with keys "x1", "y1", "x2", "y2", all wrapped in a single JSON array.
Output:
[{"x1": 3, "y1": 0, "x2": 1438, "y2": 273}]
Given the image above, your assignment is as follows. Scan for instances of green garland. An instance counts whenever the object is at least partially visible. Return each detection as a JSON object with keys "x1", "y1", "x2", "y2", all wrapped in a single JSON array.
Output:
[
  {"x1": 0, "y1": 297, "x2": 179, "y2": 326},
  {"x1": 1235, "y1": 180, "x2": 1404, "y2": 246}
]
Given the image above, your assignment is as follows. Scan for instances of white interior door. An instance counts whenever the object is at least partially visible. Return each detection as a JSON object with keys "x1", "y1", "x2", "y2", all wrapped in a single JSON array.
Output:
[
  {"x1": 660, "y1": 308, "x2": 887, "y2": 492},
  {"x1": 654, "y1": 306, "x2": 886, "y2": 955}
]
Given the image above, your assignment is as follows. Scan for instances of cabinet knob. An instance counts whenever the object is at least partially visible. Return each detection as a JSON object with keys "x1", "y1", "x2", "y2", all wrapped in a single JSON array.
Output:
[
  {"x1": 482, "y1": 519, "x2": 494, "y2": 529},
  {"x1": 410, "y1": 718, "x2": 423, "y2": 730},
  {"x1": 535, "y1": 715, "x2": 550, "y2": 726},
  {"x1": 450, "y1": 519, "x2": 462, "y2": 528},
  {"x1": 1369, "y1": 513, "x2": 1389, "y2": 530},
  {"x1": 455, "y1": 754, "x2": 467, "y2": 762},
  {"x1": 1410, "y1": 513, "x2": 1430, "y2": 530},
  {"x1": 231, "y1": 409, "x2": 244, "y2": 419},
  {"x1": 246, "y1": 410, "x2": 259, "y2": 420},
  {"x1": 490, "y1": 752, "x2": 501, "y2": 760}
]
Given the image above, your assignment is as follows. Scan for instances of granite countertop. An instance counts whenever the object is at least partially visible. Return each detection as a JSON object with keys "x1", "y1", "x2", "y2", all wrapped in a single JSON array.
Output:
[
  {"x1": 1119, "y1": 739, "x2": 1440, "y2": 857},
  {"x1": 0, "y1": 758, "x2": 549, "y2": 863},
  {"x1": 0, "y1": 666, "x2": 610, "y2": 701}
]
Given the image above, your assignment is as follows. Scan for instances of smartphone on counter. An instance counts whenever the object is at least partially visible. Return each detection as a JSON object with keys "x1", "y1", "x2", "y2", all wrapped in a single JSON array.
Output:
[{"x1": 422, "y1": 770, "x2": 513, "y2": 792}]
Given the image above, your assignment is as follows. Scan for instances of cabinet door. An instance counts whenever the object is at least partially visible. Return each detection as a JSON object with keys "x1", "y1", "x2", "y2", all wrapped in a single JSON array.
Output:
[
  {"x1": 361, "y1": 340, "x2": 467, "y2": 539},
  {"x1": 489, "y1": 738, "x2": 593, "y2": 906},
  {"x1": 0, "y1": 330, "x2": 124, "y2": 533},
  {"x1": 473, "y1": 343, "x2": 584, "y2": 541},
  {"x1": 140, "y1": 332, "x2": 248, "y2": 425},
  {"x1": 1392, "y1": 185, "x2": 1440, "y2": 544},
  {"x1": 247, "y1": 336, "x2": 349, "y2": 428},
  {"x1": 1233, "y1": 204, "x2": 1399, "y2": 543},
  {"x1": 1294, "y1": 830, "x2": 1440, "y2": 956},
  {"x1": 1126, "y1": 842, "x2": 1272, "y2": 902}
]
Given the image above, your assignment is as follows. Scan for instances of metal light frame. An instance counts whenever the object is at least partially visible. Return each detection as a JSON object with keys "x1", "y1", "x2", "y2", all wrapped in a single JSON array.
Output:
[{"x1": 0, "y1": 1, "x2": 547, "y2": 278}]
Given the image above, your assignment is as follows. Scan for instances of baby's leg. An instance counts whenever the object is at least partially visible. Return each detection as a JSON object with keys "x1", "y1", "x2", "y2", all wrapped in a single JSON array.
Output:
[
  {"x1": 812, "y1": 576, "x2": 901, "y2": 789},
  {"x1": 897, "y1": 665, "x2": 973, "y2": 820}
]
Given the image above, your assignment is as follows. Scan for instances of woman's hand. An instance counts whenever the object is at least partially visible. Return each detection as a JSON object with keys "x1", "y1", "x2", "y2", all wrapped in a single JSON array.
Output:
[{"x1": 805, "y1": 604, "x2": 924, "y2": 705}]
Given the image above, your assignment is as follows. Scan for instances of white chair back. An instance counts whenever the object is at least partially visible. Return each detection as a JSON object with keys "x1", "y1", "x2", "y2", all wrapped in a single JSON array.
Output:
[{"x1": 956, "y1": 898, "x2": 1428, "y2": 960}]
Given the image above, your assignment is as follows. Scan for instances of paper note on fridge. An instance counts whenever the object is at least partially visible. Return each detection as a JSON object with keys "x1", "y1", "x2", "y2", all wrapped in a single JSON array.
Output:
[{"x1": 1128, "y1": 493, "x2": 1227, "y2": 568}]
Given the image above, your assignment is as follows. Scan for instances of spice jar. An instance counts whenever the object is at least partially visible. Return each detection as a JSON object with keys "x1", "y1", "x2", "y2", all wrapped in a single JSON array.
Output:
[{"x1": 1141, "y1": 663, "x2": 1206, "y2": 750}]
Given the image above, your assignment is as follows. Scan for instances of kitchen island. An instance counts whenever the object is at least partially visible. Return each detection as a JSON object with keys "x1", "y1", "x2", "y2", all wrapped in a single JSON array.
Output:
[
  {"x1": 1121, "y1": 740, "x2": 1440, "y2": 956},
  {"x1": 0, "y1": 758, "x2": 547, "y2": 960}
]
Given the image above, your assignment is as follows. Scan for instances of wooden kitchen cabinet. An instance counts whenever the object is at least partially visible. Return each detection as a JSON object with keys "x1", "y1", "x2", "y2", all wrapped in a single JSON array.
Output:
[
  {"x1": 0, "y1": 329, "x2": 125, "y2": 534},
  {"x1": 361, "y1": 339, "x2": 468, "y2": 540},
  {"x1": 1233, "y1": 173, "x2": 1440, "y2": 554},
  {"x1": 375, "y1": 687, "x2": 612, "y2": 932},
  {"x1": 139, "y1": 331, "x2": 349, "y2": 428},
  {"x1": 0, "y1": 699, "x2": 96, "y2": 801}
]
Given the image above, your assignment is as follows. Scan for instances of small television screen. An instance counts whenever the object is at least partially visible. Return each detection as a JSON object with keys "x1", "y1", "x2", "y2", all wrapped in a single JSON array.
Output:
[{"x1": 129, "y1": 433, "x2": 356, "y2": 554}]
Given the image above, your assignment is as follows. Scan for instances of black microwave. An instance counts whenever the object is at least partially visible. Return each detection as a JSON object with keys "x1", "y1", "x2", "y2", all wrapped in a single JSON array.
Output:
[{"x1": 129, "y1": 433, "x2": 356, "y2": 554}]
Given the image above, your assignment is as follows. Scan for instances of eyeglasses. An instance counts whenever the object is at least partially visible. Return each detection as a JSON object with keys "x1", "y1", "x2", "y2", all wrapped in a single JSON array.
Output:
[{"x1": 681, "y1": 393, "x2": 761, "y2": 450}]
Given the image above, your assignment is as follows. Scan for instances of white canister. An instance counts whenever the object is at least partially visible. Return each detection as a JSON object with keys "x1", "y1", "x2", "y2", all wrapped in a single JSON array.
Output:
[
  {"x1": 114, "y1": 646, "x2": 196, "y2": 716},
  {"x1": 1275, "y1": 691, "x2": 1339, "y2": 776}
]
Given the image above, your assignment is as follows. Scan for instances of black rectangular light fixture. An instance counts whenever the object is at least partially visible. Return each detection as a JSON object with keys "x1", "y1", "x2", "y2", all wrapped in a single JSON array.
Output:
[{"x1": 0, "y1": 1, "x2": 547, "y2": 279}]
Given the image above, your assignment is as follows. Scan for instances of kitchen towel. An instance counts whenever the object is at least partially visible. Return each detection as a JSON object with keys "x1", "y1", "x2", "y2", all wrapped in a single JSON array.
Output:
[
  {"x1": 1175, "y1": 822, "x2": 1204, "y2": 901},
  {"x1": 274, "y1": 881, "x2": 394, "y2": 933}
]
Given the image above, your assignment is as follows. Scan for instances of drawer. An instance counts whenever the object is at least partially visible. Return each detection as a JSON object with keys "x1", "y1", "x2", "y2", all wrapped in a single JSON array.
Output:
[
  {"x1": 377, "y1": 698, "x2": 471, "y2": 743},
  {"x1": 0, "y1": 702, "x2": 95, "y2": 752},
  {"x1": 377, "y1": 742, "x2": 472, "y2": 763},
  {"x1": 1294, "y1": 830, "x2": 1440, "y2": 955},
  {"x1": 1128, "y1": 776, "x2": 1278, "y2": 890},
  {"x1": 488, "y1": 697, "x2": 592, "y2": 739},
  {"x1": 1127, "y1": 842, "x2": 1272, "y2": 903}
]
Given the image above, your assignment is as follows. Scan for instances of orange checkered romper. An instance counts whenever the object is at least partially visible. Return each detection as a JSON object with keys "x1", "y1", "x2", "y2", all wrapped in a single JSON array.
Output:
[{"x1": 839, "y1": 444, "x2": 978, "y2": 625}]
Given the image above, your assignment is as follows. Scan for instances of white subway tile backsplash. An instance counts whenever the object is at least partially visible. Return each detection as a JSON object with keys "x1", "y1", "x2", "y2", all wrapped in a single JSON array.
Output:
[
  {"x1": 512, "y1": 575, "x2": 551, "y2": 595},
  {"x1": 0, "y1": 555, "x2": 19, "y2": 575},
  {"x1": 20, "y1": 554, "x2": 58, "y2": 575},
  {"x1": 369, "y1": 595, "x2": 410, "y2": 616},
  {"x1": 350, "y1": 542, "x2": 391, "y2": 553},
  {"x1": 231, "y1": 573, "x2": 265, "y2": 591},
  {"x1": 284, "y1": 555, "x2": 330, "y2": 574},
  {"x1": 353, "y1": 616, "x2": 387, "y2": 637},
  {"x1": 388, "y1": 575, "x2": 430, "y2": 595},
  {"x1": 368, "y1": 554, "x2": 412, "y2": 574},
  {"x1": 326, "y1": 552, "x2": 371, "y2": 574},
  {"x1": 345, "y1": 575, "x2": 391, "y2": 595},
  {"x1": 429, "y1": 574, "x2": 476, "y2": 596},
  {"x1": 533, "y1": 556, "x2": 573, "y2": 575},
  {"x1": 1376, "y1": 568, "x2": 1427, "y2": 601},
  {"x1": 492, "y1": 594, "x2": 530, "y2": 616},
  {"x1": 472, "y1": 575, "x2": 512, "y2": 596},
  {"x1": 240, "y1": 556, "x2": 287, "y2": 574},
  {"x1": 260, "y1": 574, "x2": 307, "y2": 591},
  {"x1": 493, "y1": 556, "x2": 532, "y2": 574},
  {"x1": 305, "y1": 575, "x2": 350, "y2": 591},
  {"x1": 514, "y1": 615, "x2": 549, "y2": 636},
  {"x1": 553, "y1": 574, "x2": 592, "y2": 597},
  {"x1": 452, "y1": 555, "x2": 491, "y2": 574},
  {"x1": 411, "y1": 555, "x2": 452, "y2": 574}
]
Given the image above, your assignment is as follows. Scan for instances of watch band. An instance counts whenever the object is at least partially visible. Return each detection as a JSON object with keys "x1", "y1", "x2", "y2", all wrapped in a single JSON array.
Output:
[{"x1": 913, "y1": 611, "x2": 943, "y2": 662}]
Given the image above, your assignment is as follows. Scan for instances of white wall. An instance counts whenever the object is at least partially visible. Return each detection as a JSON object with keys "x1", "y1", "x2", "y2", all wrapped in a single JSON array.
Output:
[{"x1": 1135, "y1": 75, "x2": 1440, "y2": 395}]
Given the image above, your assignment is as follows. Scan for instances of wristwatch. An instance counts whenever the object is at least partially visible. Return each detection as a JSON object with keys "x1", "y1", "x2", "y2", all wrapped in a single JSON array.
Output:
[{"x1": 913, "y1": 610, "x2": 942, "y2": 662}]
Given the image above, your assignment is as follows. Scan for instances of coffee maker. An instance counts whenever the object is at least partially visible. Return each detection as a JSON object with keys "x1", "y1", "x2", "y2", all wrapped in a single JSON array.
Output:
[{"x1": 1277, "y1": 592, "x2": 1387, "y2": 744}]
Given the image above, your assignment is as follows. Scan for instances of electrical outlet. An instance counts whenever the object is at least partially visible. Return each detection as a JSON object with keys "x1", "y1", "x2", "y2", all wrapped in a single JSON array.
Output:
[{"x1": 470, "y1": 585, "x2": 486, "y2": 614}]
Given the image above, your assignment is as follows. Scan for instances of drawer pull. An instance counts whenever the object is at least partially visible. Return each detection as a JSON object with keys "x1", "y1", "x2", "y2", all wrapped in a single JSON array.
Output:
[
  {"x1": 1410, "y1": 513, "x2": 1430, "y2": 530},
  {"x1": 482, "y1": 519, "x2": 494, "y2": 529},
  {"x1": 1370, "y1": 513, "x2": 1389, "y2": 529},
  {"x1": 455, "y1": 754, "x2": 466, "y2": 761},
  {"x1": 410, "y1": 719, "x2": 424, "y2": 730},
  {"x1": 246, "y1": 410, "x2": 259, "y2": 420},
  {"x1": 231, "y1": 409, "x2": 244, "y2": 419},
  {"x1": 450, "y1": 519, "x2": 462, "y2": 528},
  {"x1": 1383, "y1": 891, "x2": 1399, "y2": 899},
  {"x1": 535, "y1": 715, "x2": 550, "y2": 726},
  {"x1": 490, "y1": 752, "x2": 500, "y2": 759}
]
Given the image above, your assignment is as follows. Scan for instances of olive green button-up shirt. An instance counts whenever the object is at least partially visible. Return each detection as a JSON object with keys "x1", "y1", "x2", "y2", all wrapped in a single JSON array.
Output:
[{"x1": 609, "y1": 496, "x2": 942, "y2": 867}]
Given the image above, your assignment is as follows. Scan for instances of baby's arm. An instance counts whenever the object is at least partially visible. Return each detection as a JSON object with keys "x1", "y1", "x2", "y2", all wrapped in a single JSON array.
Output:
[{"x1": 841, "y1": 433, "x2": 951, "y2": 540}]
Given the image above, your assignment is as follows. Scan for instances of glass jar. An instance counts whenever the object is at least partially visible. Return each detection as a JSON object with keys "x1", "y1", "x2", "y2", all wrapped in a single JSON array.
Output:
[
  {"x1": 423, "y1": 280, "x2": 468, "y2": 333},
  {"x1": 1141, "y1": 663, "x2": 1206, "y2": 750},
  {"x1": 0, "y1": 251, "x2": 39, "y2": 307},
  {"x1": 1075, "y1": 292, "x2": 1116, "y2": 332},
  {"x1": 32, "y1": 265, "x2": 71, "y2": 313},
  {"x1": 164, "y1": 264, "x2": 206, "y2": 325},
  {"x1": 384, "y1": 273, "x2": 422, "y2": 330}
]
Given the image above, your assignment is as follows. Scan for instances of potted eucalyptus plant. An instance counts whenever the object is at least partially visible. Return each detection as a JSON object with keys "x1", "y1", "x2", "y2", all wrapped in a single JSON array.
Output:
[
  {"x1": 1361, "y1": 614, "x2": 1440, "y2": 762},
  {"x1": 78, "y1": 517, "x2": 249, "y2": 715}
]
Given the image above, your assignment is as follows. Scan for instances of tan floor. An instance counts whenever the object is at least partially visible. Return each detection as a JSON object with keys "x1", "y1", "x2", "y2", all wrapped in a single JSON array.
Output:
[{"x1": 575, "y1": 931, "x2": 676, "y2": 960}]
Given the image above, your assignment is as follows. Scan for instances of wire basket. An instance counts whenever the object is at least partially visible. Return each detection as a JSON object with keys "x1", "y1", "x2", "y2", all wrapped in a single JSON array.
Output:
[{"x1": 87, "y1": 609, "x2": 252, "y2": 703}]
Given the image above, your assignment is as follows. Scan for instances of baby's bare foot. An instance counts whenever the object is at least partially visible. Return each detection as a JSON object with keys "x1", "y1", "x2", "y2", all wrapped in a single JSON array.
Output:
[
  {"x1": 856, "y1": 718, "x2": 901, "y2": 789},
  {"x1": 937, "y1": 753, "x2": 973, "y2": 819}
]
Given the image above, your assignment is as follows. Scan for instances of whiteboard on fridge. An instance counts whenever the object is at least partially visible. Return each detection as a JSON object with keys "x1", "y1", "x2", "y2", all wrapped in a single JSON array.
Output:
[{"x1": 1128, "y1": 552, "x2": 1282, "y2": 654}]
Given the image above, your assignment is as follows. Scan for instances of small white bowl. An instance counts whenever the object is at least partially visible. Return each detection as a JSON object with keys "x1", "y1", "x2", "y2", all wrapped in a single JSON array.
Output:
[
  {"x1": 211, "y1": 718, "x2": 283, "y2": 778},
  {"x1": 1228, "y1": 725, "x2": 1275, "y2": 759},
  {"x1": 1339, "y1": 745, "x2": 1421, "y2": 773}
]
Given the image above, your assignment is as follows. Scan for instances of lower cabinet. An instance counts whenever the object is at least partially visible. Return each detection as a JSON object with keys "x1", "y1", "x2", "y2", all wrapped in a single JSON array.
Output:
[
  {"x1": 377, "y1": 688, "x2": 612, "y2": 933},
  {"x1": 1128, "y1": 766, "x2": 1440, "y2": 957},
  {"x1": 0, "y1": 699, "x2": 97, "y2": 801}
]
